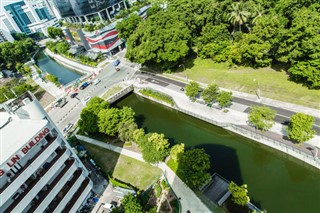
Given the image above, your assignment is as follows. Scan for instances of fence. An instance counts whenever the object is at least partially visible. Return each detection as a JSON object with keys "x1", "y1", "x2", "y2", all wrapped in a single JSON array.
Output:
[
  {"x1": 230, "y1": 124, "x2": 320, "y2": 169},
  {"x1": 106, "y1": 85, "x2": 134, "y2": 104}
]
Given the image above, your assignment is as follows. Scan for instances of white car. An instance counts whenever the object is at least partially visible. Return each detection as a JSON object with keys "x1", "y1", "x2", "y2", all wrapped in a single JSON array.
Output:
[
  {"x1": 92, "y1": 79, "x2": 101, "y2": 85},
  {"x1": 63, "y1": 123, "x2": 73, "y2": 133},
  {"x1": 83, "y1": 96, "x2": 91, "y2": 104}
]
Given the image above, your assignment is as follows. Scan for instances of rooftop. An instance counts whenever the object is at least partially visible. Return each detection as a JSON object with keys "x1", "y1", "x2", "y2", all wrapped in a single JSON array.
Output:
[{"x1": 0, "y1": 112, "x2": 48, "y2": 164}]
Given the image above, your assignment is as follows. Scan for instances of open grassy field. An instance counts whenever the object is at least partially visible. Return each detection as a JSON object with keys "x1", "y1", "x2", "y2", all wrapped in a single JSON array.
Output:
[
  {"x1": 174, "y1": 58, "x2": 320, "y2": 109},
  {"x1": 81, "y1": 141, "x2": 161, "y2": 190}
]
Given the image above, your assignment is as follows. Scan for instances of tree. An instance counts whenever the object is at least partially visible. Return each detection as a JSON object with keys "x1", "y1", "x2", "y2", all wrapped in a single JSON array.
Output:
[
  {"x1": 119, "y1": 106, "x2": 135, "y2": 124},
  {"x1": 201, "y1": 84, "x2": 219, "y2": 104},
  {"x1": 228, "y1": 181, "x2": 250, "y2": 206},
  {"x1": 46, "y1": 74, "x2": 60, "y2": 86},
  {"x1": 56, "y1": 41, "x2": 69, "y2": 54},
  {"x1": 47, "y1": 27, "x2": 64, "y2": 39},
  {"x1": 179, "y1": 148, "x2": 211, "y2": 189},
  {"x1": 133, "y1": 128, "x2": 145, "y2": 144},
  {"x1": 170, "y1": 143, "x2": 185, "y2": 162},
  {"x1": 287, "y1": 113, "x2": 316, "y2": 143},
  {"x1": 248, "y1": 106, "x2": 276, "y2": 132},
  {"x1": 216, "y1": 91, "x2": 233, "y2": 108},
  {"x1": 139, "y1": 133, "x2": 170, "y2": 164},
  {"x1": 126, "y1": 10, "x2": 191, "y2": 69},
  {"x1": 228, "y1": 2, "x2": 251, "y2": 32},
  {"x1": 86, "y1": 97, "x2": 110, "y2": 114},
  {"x1": 98, "y1": 108, "x2": 122, "y2": 136},
  {"x1": 116, "y1": 13, "x2": 142, "y2": 39},
  {"x1": 185, "y1": 81, "x2": 200, "y2": 101},
  {"x1": 78, "y1": 108, "x2": 99, "y2": 134},
  {"x1": 121, "y1": 194, "x2": 143, "y2": 213},
  {"x1": 118, "y1": 120, "x2": 138, "y2": 143},
  {"x1": 12, "y1": 33, "x2": 27, "y2": 41}
]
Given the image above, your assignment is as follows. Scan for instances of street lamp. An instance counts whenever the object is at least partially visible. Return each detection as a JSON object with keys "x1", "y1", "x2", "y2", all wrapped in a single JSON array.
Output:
[
  {"x1": 253, "y1": 79, "x2": 260, "y2": 100},
  {"x1": 179, "y1": 64, "x2": 188, "y2": 82}
]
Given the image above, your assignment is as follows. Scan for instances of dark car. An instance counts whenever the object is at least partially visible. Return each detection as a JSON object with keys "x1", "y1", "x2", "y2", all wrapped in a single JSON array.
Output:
[
  {"x1": 70, "y1": 93, "x2": 78, "y2": 98},
  {"x1": 80, "y1": 82, "x2": 90, "y2": 90},
  {"x1": 113, "y1": 59, "x2": 120, "y2": 67}
]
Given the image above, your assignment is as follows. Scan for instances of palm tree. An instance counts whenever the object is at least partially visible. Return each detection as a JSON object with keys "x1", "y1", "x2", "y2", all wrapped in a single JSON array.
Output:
[
  {"x1": 252, "y1": 4, "x2": 265, "y2": 25},
  {"x1": 228, "y1": 2, "x2": 251, "y2": 32}
]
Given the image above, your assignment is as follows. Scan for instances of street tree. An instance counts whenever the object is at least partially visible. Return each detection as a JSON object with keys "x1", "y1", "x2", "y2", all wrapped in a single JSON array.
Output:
[
  {"x1": 201, "y1": 83, "x2": 219, "y2": 104},
  {"x1": 185, "y1": 81, "x2": 200, "y2": 101},
  {"x1": 118, "y1": 120, "x2": 138, "y2": 143},
  {"x1": 179, "y1": 148, "x2": 211, "y2": 189},
  {"x1": 121, "y1": 194, "x2": 143, "y2": 213},
  {"x1": 228, "y1": 181, "x2": 250, "y2": 206},
  {"x1": 287, "y1": 113, "x2": 316, "y2": 143},
  {"x1": 216, "y1": 91, "x2": 233, "y2": 108},
  {"x1": 116, "y1": 13, "x2": 142, "y2": 39},
  {"x1": 86, "y1": 97, "x2": 110, "y2": 114},
  {"x1": 170, "y1": 143, "x2": 185, "y2": 162},
  {"x1": 47, "y1": 27, "x2": 64, "y2": 39},
  {"x1": 248, "y1": 106, "x2": 276, "y2": 132}
]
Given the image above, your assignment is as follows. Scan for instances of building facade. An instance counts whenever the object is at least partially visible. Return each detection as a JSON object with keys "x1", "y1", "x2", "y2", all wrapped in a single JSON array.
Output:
[
  {"x1": 0, "y1": 0, "x2": 59, "y2": 36},
  {"x1": 0, "y1": 29, "x2": 14, "y2": 43},
  {"x1": 49, "y1": 0, "x2": 127, "y2": 23},
  {"x1": 0, "y1": 92, "x2": 93, "y2": 213}
]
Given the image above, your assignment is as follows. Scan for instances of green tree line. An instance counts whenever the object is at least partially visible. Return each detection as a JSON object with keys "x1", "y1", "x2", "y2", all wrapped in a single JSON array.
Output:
[{"x1": 117, "y1": 0, "x2": 320, "y2": 88}]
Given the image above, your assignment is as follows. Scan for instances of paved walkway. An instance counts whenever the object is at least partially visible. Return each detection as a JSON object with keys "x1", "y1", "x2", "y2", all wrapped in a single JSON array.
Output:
[{"x1": 76, "y1": 135, "x2": 212, "y2": 213}]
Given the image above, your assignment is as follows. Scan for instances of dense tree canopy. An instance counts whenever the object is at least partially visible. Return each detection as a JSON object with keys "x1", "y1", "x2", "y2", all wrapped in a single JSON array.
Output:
[
  {"x1": 124, "y1": 0, "x2": 320, "y2": 87},
  {"x1": 126, "y1": 10, "x2": 191, "y2": 69},
  {"x1": 116, "y1": 13, "x2": 142, "y2": 39},
  {"x1": 47, "y1": 27, "x2": 64, "y2": 39}
]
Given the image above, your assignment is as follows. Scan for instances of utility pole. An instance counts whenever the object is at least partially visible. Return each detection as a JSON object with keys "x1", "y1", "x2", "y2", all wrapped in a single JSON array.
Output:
[{"x1": 179, "y1": 64, "x2": 187, "y2": 82}]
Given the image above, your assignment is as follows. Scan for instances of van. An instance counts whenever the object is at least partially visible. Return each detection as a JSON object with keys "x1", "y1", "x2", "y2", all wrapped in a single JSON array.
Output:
[{"x1": 103, "y1": 203, "x2": 115, "y2": 210}]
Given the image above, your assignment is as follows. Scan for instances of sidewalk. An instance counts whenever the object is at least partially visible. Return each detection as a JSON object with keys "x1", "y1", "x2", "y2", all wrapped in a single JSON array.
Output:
[
  {"x1": 164, "y1": 74, "x2": 320, "y2": 119},
  {"x1": 76, "y1": 135, "x2": 212, "y2": 213},
  {"x1": 128, "y1": 79, "x2": 320, "y2": 157}
]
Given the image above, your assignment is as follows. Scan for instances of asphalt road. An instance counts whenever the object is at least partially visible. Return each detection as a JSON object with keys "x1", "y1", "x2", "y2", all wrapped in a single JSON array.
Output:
[
  {"x1": 136, "y1": 71, "x2": 320, "y2": 134},
  {"x1": 49, "y1": 53, "x2": 136, "y2": 132}
]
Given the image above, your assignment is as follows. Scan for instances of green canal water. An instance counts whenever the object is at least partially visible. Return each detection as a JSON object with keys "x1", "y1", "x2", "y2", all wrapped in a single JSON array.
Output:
[{"x1": 115, "y1": 93, "x2": 320, "y2": 213}]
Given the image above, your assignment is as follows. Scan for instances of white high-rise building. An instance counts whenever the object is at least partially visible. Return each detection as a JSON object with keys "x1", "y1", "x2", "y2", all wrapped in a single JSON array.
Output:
[{"x1": 0, "y1": 91, "x2": 93, "y2": 213}]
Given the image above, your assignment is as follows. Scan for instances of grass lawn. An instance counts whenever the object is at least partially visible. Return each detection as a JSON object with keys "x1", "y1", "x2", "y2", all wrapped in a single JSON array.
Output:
[
  {"x1": 174, "y1": 58, "x2": 320, "y2": 109},
  {"x1": 81, "y1": 141, "x2": 161, "y2": 190},
  {"x1": 102, "y1": 85, "x2": 123, "y2": 100}
]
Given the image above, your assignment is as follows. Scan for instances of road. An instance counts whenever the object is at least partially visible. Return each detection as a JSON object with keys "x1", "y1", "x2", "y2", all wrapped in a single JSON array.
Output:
[
  {"x1": 136, "y1": 71, "x2": 320, "y2": 134},
  {"x1": 49, "y1": 52, "x2": 137, "y2": 131}
]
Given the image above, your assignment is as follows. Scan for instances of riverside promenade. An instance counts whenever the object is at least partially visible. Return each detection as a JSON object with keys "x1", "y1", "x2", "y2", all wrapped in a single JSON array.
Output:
[
  {"x1": 126, "y1": 78, "x2": 320, "y2": 169},
  {"x1": 76, "y1": 135, "x2": 212, "y2": 213}
]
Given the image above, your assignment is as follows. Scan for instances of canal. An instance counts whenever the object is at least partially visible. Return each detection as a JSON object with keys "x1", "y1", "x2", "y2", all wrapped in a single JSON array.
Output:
[
  {"x1": 36, "y1": 51, "x2": 82, "y2": 85},
  {"x1": 115, "y1": 93, "x2": 320, "y2": 213}
]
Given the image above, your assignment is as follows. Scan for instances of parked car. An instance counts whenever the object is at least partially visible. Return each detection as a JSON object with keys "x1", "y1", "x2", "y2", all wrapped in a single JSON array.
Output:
[
  {"x1": 80, "y1": 82, "x2": 90, "y2": 90},
  {"x1": 92, "y1": 79, "x2": 101, "y2": 85},
  {"x1": 70, "y1": 92, "x2": 78, "y2": 98},
  {"x1": 54, "y1": 97, "x2": 67, "y2": 108},
  {"x1": 83, "y1": 96, "x2": 91, "y2": 104},
  {"x1": 63, "y1": 123, "x2": 73, "y2": 133},
  {"x1": 115, "y1": 67, "x2": 120, "y2": 71},
  {"x1": 113, "y1": 59, "x2": 120, "y2": 67}
]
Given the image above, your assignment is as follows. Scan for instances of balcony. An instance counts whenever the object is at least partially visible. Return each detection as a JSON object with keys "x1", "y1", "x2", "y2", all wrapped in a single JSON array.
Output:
[
  {"x1": 4, "y1": 147, "x2": 66, "y2": 213},
  {"x1": 46, "y1": 169, "x2": 83, "y2": 213},
  {"x1": 26, "y1": 159, "x2": 75, "y2": 213},
  {"x1": 0, "y1": 135, "x2": 58, "y2": 195},
  {"x1": 62, "y1": 178, "x2": 91, "y2": 213}
]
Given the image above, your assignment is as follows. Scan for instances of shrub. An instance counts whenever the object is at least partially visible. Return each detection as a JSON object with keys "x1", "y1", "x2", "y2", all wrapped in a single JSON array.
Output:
[{"x1": 139, "y1": 89, "x2": 174, "y2": 106}]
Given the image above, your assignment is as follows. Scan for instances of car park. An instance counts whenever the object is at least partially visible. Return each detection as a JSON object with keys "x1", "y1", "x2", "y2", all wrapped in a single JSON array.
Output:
[
  {"x1": 70, "y1": 93, "x2": 78, "y2": 98},
  {"x1": 63, "y1": 123, "x2": 73, "y2": 133},
  {"x1": 80, "y1": 82, "x2": 90, "y2": 90}
]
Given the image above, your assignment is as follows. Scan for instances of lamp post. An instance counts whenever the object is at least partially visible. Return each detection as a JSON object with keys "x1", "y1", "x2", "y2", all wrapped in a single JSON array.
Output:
[
  {"x1": 179, "y1": 64, "x2": 188, "y2": 82},
  {"x1": 253, "y1": 79, "x2": 260, "y2": 100}
]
